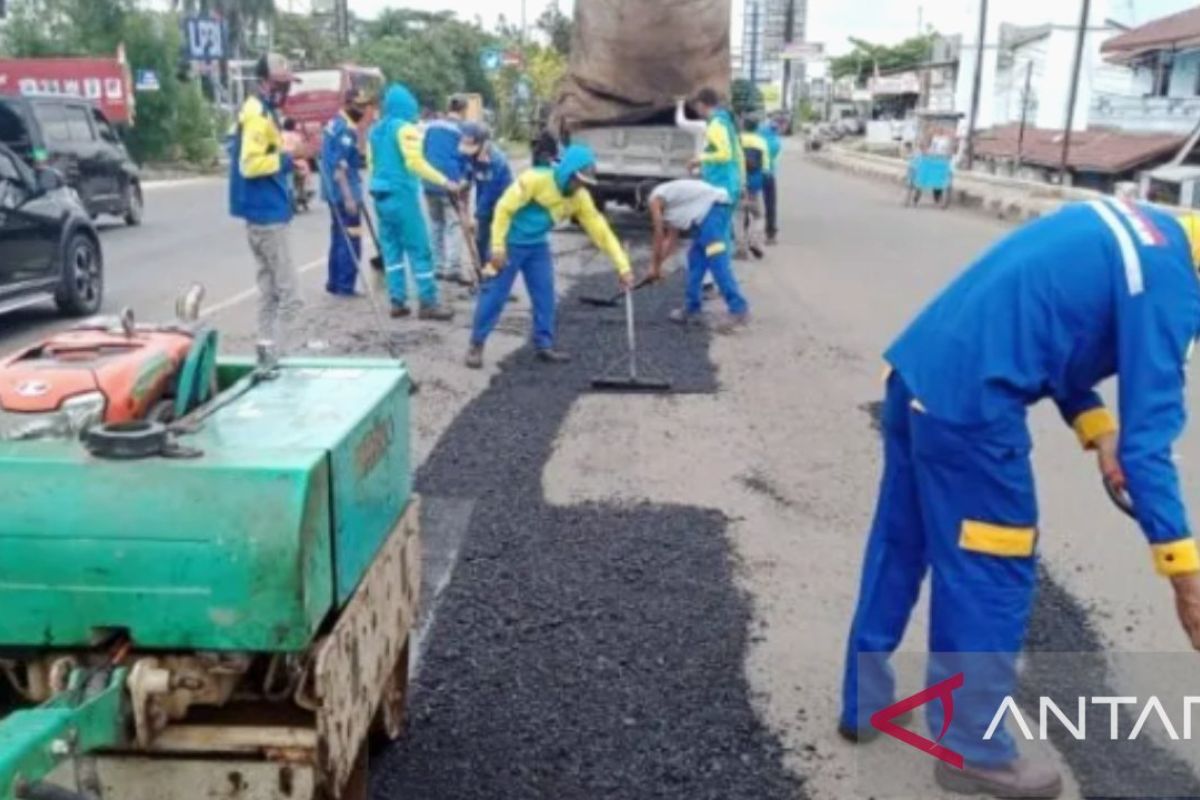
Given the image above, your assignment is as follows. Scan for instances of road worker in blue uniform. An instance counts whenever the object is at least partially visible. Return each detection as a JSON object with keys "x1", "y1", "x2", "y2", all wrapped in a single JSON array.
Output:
[
  {"x1": 458, "y1": 122, "x2": 513, "y2": 265},
  {"x1": 465, "y1": 144, "x2": 632, "y2": 369},
  {"x1": 320, "y1": 88, "x2": 370, "y2": 297},
  {"x1": 737, "y1": 118, "x2": 770, "y2": 260},
  {"x1": 367, "y1": 84, "x2": 458, "y2": 321},
  {"x1": 757, "y1": 117, "x2": 782, "y2": 244},
  {"x1": 686, "y1": 87, "x2": 745, "y2": 240},
  {"x1": 841, "y1": 200, "x2": 1200, "y2": 798}
]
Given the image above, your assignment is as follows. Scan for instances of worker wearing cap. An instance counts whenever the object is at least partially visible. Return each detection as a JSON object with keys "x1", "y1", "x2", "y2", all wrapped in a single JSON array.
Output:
[
  {"x1": 424, "y1": 95, "x2": 470, "y2": 285},
  {"x1": 685, "y1": 88, "x2": 746, "y2": 238},
  {"x1": 737, "y1": 117, "x2": 770, "y2": 261},
  {"x1": 646, "y1": 178, "x2": 748, "y2": 331},
  {"x1": 841, "y1": 201, "x2": 1200, "y2": 798},
  {"x1": 367, "y1": 83, "x2": 459, "y2": 321},
  {"x1": 465, "y1": 144, "x2": 632, "y2": 369},
  {"x1": 320, "y1": 88, "x2": 370, "y2": 297},
  {"x1": 458, "y1": 122, "x2": 512, "y2": 265},
  {"x1": 229, "y1": 52, "x2": 302, "y2": 353}
]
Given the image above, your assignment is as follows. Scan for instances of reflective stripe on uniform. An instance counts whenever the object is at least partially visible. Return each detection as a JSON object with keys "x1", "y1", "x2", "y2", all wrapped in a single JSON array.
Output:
[
  {"x1": 1114, "y1": 199, "x2": 1165, "y2": 246},
  {"x1": 959, "y1": 520, "x2": 1036, "y2": 557},
  {"x1": 385, "y1": 264, "x2": 405, "y2": 273},
  {"x1": 705, "y1": 241, "x2": 727, "y2": 257},
  {"x1": 1090, "y1": 200, "x2": 1144, "y2": 296}
]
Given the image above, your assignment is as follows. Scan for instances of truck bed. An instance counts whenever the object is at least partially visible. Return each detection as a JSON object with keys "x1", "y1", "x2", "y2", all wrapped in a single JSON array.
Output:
[{"x1": 571, "y1": 125, "x2": 700, "y2": 209}]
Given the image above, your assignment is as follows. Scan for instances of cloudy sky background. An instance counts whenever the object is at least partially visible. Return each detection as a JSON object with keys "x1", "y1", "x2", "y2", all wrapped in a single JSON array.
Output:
[{"x1": 341, "y1": 0, "x2": 1199, "y2": 55}]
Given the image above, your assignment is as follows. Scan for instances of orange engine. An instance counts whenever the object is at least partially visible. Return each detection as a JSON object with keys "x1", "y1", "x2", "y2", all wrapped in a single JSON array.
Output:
[{"x1": 0, "y1": 326, "x2": 195, "y2": 427}]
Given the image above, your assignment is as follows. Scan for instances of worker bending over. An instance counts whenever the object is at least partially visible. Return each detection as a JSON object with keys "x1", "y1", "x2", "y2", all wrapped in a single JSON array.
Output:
[
  {"x1": 320, "y1": 88, "x2": 370, "y2": 297},
  {"x1": 737, "y1": 117, "x2": 770, "y2": 261},
  {"x1": 459, "y1": 122, "x2": 513, "y2": 265},
  {"x1": 367, "y1": 84, "x2": 458, "y2": 321},
  {"x1": 647, "y1": 178, "x2": 748, "y2": 331},
  {"x1": 466, "y1": 144, "x2": 632, "y2": 369},
  {"x1": 841, "y1": 201, "x2": 1200, "y2": 799}
]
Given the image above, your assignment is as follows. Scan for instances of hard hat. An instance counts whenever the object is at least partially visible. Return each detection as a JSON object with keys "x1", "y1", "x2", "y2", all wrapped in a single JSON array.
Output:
[{"x1": 1179, "y1": 213, "x2": 1200, "y2": 268}]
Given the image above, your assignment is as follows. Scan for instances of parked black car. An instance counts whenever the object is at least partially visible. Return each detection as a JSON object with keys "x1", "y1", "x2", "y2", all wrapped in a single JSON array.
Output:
[
  {"x1": 0, "y1": 95, "x2": 142, "y2": 226},
  {"x1": 0, "y1": 142, "x2": 103, "y2": 317}
]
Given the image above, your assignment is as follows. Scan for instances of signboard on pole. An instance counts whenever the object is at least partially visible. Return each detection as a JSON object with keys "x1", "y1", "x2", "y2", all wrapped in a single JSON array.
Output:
[
  {"x1": 780, "y1": 42, "x2": 825, "y2": 62},
  {"x1": 480, "y1": 48, "x2": 502, "y2": 72},
  {"x1": 185, "y1": 16, "x2": 226, "y2": 62},
  {"x1": 135, "y1": 70, "x2": 160, "y2": 92}
]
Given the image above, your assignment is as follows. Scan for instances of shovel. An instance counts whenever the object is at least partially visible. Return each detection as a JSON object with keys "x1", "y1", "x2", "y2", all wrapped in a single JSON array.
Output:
[
  {"x1": 362, "y1": 207, "x2": 385, "y2": 272},
  {"x1": 589, "y1": 289, "x2": 672, "y2": 394},
  {"x1": 580, "y1": 274, "x2": 658, "y2": 307}
]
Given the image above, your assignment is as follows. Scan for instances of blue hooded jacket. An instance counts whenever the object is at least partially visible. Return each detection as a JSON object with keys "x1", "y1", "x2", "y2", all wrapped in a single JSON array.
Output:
[
  {"x1": 422, "y1": 118, "x2": 466, "y2": 195},
  {"x1": 886, "y1": 200, "x2": 1200, "y2": 555},
  {"x1": 368, "y1": 84, "x2": 450, "y2": 196}
]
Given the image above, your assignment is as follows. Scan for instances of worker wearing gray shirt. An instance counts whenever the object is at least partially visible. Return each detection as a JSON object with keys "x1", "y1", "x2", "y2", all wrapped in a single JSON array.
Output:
[{"x1": 648, "y1": 179, "x2": 749, "y2": 329}]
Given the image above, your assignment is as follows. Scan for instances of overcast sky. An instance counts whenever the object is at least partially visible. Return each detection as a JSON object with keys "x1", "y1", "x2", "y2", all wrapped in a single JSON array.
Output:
[{"x1": 344, "y1": 0, "x2": 1195, "y2": 54}]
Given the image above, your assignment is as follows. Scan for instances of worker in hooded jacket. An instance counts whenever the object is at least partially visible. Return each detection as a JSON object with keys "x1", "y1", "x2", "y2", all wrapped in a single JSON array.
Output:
[
  {"x1": 840, "y1": 200, "x2": 1200, "y2": 799},
  {"x1": 466, "y1": 144, "x2": 632, "y2": 369},
  {"x1": 367, "y1": 83, "x2": 460, "y2": 321}
]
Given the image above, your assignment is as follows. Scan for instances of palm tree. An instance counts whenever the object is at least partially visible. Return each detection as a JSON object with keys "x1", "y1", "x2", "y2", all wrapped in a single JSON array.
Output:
[{"x1": 172, "y1": 0, "x2": 276, "y2": 58}]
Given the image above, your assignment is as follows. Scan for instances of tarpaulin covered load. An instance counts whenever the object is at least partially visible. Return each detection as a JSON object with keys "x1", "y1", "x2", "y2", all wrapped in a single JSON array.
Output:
[{"x1": 553, "y1": 0, "x2": 732, "y2": 131}]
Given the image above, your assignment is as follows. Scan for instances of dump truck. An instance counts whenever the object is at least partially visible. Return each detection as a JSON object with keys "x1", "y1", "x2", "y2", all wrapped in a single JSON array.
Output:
[
  {"x1": 0, "y1": 295, "x2": 419, "y2": 800},
  {"x1": 551, "y1": 0, "x2": 733, "y2": 210}
]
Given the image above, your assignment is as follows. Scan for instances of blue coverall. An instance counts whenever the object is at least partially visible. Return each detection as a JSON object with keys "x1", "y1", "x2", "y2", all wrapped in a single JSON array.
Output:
[
  {"x1": 466, "y1": 142, "x2": 514, "y2": 264},
  {"x1": 321, "y1": 111, "x2": 364, "y2": 296},
  {"x1": 471, "y1": 144, "x2": 630, "y2": 351},
  {"x1": 368, "y1": 85, "x2": 451, "y2": 308},
  {"x1": 842, "y1": 199, "x2": 1200, "y2": 767}
]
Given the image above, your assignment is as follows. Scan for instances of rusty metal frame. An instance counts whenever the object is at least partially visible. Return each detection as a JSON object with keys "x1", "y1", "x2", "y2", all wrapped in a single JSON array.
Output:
[{"x1": 314, "y1": 498, "x2": 421, "y2": 796}]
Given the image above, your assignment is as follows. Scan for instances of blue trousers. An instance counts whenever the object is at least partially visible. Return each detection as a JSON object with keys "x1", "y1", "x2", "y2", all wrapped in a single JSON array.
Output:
[
  {"x1": 471, "y1": 242, "x2": 554, "y2": 349},
  {"x1": 476, "y1": 215, "x2": 493, "y2": 265},
  {"x1": 842, "y1": 372, "x2": 1038, "y2": 767},
  {"x1": 686, "y1": 204, "x2": 748, "y2": 315},
  {"x1": 326, "y1": 201, "x2": 361, "y2": 296},
  {"x1": 374, "y1": 190, "x2": 438, "y2": 306}
]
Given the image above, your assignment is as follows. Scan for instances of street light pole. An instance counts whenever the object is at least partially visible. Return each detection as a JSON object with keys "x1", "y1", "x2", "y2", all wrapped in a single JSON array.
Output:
[
  {"x1": 964, "y1": 0, "x2": 989, "y2": 170},
  {"x1": 749, "y1": 0, "x2": 760, "y2": 86},
  {"x1": 1060, "y1": 0, "x2": 1092, "y2": 183},
  {"x1": 782, "y1": 0, "x2": 797, "y2": 114}
]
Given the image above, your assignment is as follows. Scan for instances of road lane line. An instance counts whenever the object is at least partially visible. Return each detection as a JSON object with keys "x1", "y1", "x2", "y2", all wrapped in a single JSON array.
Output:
[
  {"x1": 141, "y1": 176, "x2": 224, "y2": 192},
  {"x1": 201, "y1": 256, "x2": 325, "y2": 319}
]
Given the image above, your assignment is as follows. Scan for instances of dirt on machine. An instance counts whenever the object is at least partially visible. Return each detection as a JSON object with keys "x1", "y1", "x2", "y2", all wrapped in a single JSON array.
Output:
[{"x1": 0, "y1": 288, "x2": 420, "y2": 800}]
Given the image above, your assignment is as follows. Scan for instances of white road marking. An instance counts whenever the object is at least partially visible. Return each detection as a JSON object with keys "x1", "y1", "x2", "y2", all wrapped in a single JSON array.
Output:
[
  {"x1": 141, "y1": 177, "x2": 224, "y2": 192},
  {"x1": 200, "y1": 256, "x2": 324, "y2": 319}
]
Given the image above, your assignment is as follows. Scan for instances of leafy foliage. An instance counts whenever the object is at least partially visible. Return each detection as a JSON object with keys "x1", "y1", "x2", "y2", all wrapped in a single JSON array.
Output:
[
  {"x1": 535, "y1": 2, "x2": 573, "y2": 56},
  {"x1": 829, "y1": 34, "x2": 937, "y2": 85},
  {"x1": 731, "y1": 78, "x2": 763, "y2": 116}
]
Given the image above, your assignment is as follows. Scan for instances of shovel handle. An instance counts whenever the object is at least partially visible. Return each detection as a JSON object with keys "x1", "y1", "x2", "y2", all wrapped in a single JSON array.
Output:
[{"x1": 1104, "y1": 477, "x2": 1136, "y2": 519}]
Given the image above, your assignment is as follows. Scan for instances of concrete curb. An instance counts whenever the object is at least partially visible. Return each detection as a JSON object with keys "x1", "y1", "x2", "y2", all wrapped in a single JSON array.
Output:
[{"x1": 807, "y1": 147, "x2": 1107, "y2": 223}]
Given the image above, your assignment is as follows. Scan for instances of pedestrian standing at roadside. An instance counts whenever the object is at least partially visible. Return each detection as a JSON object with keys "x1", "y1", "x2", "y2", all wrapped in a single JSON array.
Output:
[
  {"x1": 458, "y1": 122, "x2": 513, "y2": 265},
  {"x1": 465, "y1": 144, "x2": 632, "y2": 369},
  {"x1": 737, "y1": 117, "x2": 769, "y2": 261},
  {"x1": 229, "y1": 52, "x2": 302, "y2": 354},
  {"x1": 840, "y1": 203, "x2": 1200, "y2": 798},
  {"x1": 320, "y1": 88, "x2": 371, "y2": 297},
  {"x1": 646, "y1": 178, "x2": 748, "y2": 331},
  {"x1": 758, "y1": 116, "x2": 782, "y2": 245},
  {"x1": 423, "y1": 95, "x2": 470, "y2": 285},
  {"x1": 368, "y1": 83, "x2": 459, "y2": 321}
]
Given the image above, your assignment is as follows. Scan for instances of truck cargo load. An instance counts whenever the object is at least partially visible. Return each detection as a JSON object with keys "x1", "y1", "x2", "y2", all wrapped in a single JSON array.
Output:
[
  {"x1": 553, "y1": 0, "x2": 732, "y2": 130},
  {"x1": 551, "y1": 0, "x2": 732, "y2": 210}
]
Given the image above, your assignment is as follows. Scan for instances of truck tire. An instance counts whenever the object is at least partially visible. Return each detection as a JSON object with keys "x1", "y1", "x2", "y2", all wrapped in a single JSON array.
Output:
[{"x1": 54, "y1": 230, "x2": 103, "y2": 316}]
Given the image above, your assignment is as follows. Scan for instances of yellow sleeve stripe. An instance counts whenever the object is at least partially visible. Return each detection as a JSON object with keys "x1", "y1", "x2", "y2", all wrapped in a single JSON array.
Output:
[
  {"x1": 1152, "y1": 539, "x2": 1200, "y2": 577},
  {"x1": 1073, "y1": 407, "x2": 1118, "y2": 449},
  {"x1": 960, "y1": 520, "x2": 1036, "y2": 558}
]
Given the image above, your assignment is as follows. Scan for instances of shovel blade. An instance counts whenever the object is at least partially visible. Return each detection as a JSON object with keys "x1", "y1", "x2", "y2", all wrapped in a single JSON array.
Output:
[{"x1": 579, "y1": 295, "x2": 620, "y2": 307}]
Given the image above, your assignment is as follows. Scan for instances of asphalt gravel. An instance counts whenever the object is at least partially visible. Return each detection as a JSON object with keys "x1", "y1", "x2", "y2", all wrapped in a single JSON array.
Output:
[{"x1": 369, "y1": 267, "x2": 804, "y2": 799}]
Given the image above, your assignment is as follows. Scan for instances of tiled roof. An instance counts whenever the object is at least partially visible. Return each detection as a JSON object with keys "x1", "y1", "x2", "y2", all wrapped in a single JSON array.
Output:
[
  {"x1": 1102, "y1": 7, "x2": 1200, "y2": 58},
  {"x1": 973, "y1": 124, "x2": 1186, "y2": 173}
]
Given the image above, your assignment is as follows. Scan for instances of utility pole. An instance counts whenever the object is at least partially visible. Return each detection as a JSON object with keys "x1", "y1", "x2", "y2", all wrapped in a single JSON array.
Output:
[
  {"x1": 1059, "y1": 0, "x2": 1092, "y2": 184},
  {"x1": 749, "y1": 0, "x2": 761, "y2": 86},
  {"x1": 964, "y1": 0, "x2": 989, "y2": 169},
  {"x1": 521, "y1": 0, "x2": 527, "y2": 43},
  {"x1": 1016, "y1": 59, "x2": 1034, "y2": 167},
  {"x1": 781, "y1": 0, "x2": 797, "y2": 114}
]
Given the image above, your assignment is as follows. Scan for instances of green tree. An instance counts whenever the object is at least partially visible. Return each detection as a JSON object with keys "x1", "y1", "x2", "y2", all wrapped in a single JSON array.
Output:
[
  {"x1": 829, "y1": 33, "x2": 936, "y2": 85},
  {"x1": 535, "y1": 2, "x2": 573, "y2": 56},
  {"x1": 731, "y1": 78, "x2": 763, "y2": 116},
  {"x1": 274, "y1": 11, "x2": 344, "y2": 69}
]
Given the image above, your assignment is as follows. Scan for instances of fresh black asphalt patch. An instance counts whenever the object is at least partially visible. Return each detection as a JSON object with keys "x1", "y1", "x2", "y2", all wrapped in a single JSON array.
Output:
[{"x1": 372, "y1": 271, "x2": 803, "y2": 799}]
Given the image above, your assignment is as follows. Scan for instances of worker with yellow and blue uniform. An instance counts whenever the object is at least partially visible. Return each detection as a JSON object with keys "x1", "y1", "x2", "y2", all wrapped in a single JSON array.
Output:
[
  {"x1": 757, "y1": 117, "x2": 782, "y2": 244},
  {"x1": 737, "y1": 120, "x2": 770, "y2": 259},
  {"x1": 368, "y1": 83, "x2": 457, "y2": 321},
  {"x1": 688, "y1": 87, "x2": 745, "y2": 242},
  {"x1": 320, "y1": 89, "x2": 369, "y2": 297},
  {"x1": 841, "y1": 200, "x2": 1200, "y2": 795},
  {"x1": 465, "y1": 144, "x2": 632, "y2": 369}
]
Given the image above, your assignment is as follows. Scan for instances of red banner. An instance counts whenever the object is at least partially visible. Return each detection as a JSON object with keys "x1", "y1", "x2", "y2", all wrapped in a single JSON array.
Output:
[{"x1": 0, "y1": 57, "x2": 134, "y2": 124}]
